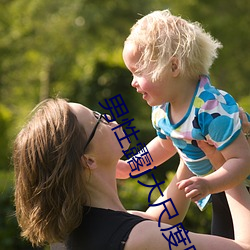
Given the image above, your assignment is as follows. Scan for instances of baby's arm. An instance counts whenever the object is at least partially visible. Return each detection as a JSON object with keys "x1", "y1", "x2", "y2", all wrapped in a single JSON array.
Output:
[
  {"x1": 178, "y1": 132, "x2": 250, "y2": 201},
  {"x1": 116, "y1": 136, "x2": 177, "y2": 179},
  {"x1": 129, "y1": 159, "x2": 193, "y2": 225}
]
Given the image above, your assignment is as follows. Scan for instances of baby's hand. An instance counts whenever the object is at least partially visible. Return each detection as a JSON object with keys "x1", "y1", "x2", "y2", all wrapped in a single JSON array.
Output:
[
  {"x1": 177, "y1": 176, "x2": 211, "y2": 202},
  {"x1": 116, "y1": 160, "x2": 131, "y2": 179}
]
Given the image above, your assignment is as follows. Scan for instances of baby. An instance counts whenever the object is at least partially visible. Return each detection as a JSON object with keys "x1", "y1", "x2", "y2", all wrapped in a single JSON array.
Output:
[{"x1": 117, "y1": 9, "x2": 250, "y2": 237}]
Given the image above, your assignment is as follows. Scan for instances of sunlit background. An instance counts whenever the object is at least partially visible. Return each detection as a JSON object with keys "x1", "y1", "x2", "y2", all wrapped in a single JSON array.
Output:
[{"x1": 0, "y1": 0, "x2": 249, "y2": 249}]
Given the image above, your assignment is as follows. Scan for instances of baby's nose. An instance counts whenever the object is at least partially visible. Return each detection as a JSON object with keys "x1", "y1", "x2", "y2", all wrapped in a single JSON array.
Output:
[{"x1": 131, "y1": 78, "x2": 138, "y2": 88}]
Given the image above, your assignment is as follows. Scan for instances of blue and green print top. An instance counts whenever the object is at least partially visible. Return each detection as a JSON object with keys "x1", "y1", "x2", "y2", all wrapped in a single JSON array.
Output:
[{"x1": 152, "y1": 75, "x2": 242, "y2": 177}]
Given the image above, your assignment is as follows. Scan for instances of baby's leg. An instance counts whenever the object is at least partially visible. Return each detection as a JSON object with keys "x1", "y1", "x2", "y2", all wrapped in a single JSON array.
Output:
[
  {"x1": 169, "y1": 159, "x2": 194, "y2": 223},
  {"x1": 146, "y1": 159, "x2": 193, "y2": 225}
]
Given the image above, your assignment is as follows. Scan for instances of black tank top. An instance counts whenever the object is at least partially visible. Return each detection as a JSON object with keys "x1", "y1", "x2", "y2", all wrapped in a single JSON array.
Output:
[{"x1": 66, "y1": 206, "x2": 148, "y2": 250}]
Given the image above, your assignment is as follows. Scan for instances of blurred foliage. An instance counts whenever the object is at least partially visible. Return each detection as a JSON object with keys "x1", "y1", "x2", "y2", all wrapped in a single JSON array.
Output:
[
  {"x1": 0, "y1": 0, "x2": 249, "y2": 248},
  {"x1": 0, "y1": 104, "x2": 12, "y2": 169}
]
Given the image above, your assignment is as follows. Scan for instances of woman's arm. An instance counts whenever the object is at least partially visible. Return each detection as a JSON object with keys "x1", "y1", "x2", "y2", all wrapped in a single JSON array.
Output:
[
  {"x1": 125, "y1": 181, "x2": 250, "y2": 250},
  {"x1": 126, "y1": 112, "x2": 250, "y2": 249},
  {"x1": 125, "y1": 183, "x2": 250, "y2": 250}
]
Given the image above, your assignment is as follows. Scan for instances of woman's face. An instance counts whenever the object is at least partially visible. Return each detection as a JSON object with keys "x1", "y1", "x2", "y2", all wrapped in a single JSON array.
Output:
[{"x1": 68, "y1": 103, "x2": 129, "y2": 161}]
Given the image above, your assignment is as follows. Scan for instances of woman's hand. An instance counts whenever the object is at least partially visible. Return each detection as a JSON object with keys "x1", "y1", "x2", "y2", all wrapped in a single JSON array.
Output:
[
  {"x1": 197, "y1": 141, "x2": 225, "y2": 170},
  {"x1": 239, "y1": 107, "x2": 250, "y2": 141}
]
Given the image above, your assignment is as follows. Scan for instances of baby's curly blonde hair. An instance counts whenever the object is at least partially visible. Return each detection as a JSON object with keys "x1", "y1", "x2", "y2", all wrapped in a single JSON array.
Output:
[{"x1": 125, "y1": 9, "x2": 222, "y2": 81}]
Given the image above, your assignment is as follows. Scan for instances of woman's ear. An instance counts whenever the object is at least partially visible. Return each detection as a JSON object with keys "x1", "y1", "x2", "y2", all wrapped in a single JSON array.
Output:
[
  {"x1": 82, "y1": 155, "x2": 97, "y2": 169},
  {"x1": 170, "y1": 57, "x2": 180, "y2": 77}
]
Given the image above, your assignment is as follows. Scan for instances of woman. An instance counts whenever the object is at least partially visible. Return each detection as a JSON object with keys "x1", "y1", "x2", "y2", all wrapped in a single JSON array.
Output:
[{"x1": 13, "y1": 98, "x2": 250, "y2": 249}]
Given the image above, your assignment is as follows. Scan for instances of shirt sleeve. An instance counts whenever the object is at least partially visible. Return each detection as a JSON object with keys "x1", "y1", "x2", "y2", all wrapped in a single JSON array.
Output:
[
  {"x1": 197, "y1": 89, "x2": 241, "y2": 151},
  {"x1": 151, "y1": 105, "x2": 169, "y2": 140}
]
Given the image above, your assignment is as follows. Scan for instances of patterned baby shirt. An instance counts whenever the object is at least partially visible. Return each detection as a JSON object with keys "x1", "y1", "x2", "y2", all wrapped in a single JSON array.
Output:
[{"x1": 152, "y1": 75, "x2": 241, "y2": 176}]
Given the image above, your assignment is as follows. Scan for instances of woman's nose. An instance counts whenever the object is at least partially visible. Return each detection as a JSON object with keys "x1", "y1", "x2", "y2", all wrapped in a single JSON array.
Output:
[
  {"x1": 105, "y1": 114, "x2": 119, "y2": 125},
  {"x1": 105, "y1": 113, "x2": 113, "y2": 122}
]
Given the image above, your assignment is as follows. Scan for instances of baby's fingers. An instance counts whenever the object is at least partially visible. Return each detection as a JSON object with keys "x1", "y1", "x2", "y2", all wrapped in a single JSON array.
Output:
[
  {"x1": 176, "y1": 179, "x2": 194, "y2": 190},
  {"x1": 185, "y1": 189, "x2": 201, "y2": 201}
]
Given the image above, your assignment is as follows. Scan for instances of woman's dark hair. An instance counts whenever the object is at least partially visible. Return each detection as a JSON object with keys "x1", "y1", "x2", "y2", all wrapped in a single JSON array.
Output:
[{"x1": 13, "y1": 98, "x2": 88, "y2": 246}]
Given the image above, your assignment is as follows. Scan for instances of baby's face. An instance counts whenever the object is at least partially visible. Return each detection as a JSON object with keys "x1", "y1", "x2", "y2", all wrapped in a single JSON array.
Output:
[{"x1": 123, "y1": 43, "x2": 174, "y2": 106}]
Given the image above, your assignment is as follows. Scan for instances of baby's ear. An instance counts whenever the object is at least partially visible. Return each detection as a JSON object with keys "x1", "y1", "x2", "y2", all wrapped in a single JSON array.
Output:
[
  {"x1": 171, "y1": 57, "x2": 180, "y2": 76},
  {"x1": 82, "y1": 155, "x2": 97, "y2": 169}
]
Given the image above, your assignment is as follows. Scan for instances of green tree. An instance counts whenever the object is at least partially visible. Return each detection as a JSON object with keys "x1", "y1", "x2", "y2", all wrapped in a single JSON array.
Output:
[{"x1": 0, "y1": 1, "x2": 249, "y2": 248}]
